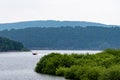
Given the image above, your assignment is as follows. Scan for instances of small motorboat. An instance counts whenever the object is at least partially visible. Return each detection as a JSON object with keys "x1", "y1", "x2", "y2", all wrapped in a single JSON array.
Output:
[{"x1": 32, "y1": 53, "x2": 38, "y2": 55}]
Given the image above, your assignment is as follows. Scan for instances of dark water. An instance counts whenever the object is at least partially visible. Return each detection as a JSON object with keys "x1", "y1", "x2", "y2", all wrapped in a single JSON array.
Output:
[{"x1": 0, "y1": 50, "x2": 101, "y2": 80}]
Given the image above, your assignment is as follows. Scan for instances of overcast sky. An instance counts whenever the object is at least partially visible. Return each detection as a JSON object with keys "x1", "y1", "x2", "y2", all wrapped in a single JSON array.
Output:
[{"x1": 0, "y1": 0, "x2": 120, "y2": 25}]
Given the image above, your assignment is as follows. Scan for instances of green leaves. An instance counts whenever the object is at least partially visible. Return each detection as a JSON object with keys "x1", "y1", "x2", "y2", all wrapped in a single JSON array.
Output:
[
  {"x1": 102, "y1": 65, "x2": 120, "y2": 80},
  {"x1": 35, "y1": 49, "x2": 120, "y2": 80},
  {"x1": 35, "y1": 53, "x2": 74, "y2": 75}
]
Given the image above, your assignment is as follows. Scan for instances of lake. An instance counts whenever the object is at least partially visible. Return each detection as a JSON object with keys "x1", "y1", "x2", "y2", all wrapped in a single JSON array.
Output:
[{"x1": 0, "y1": 50, "x2": 101, "y2": 80}]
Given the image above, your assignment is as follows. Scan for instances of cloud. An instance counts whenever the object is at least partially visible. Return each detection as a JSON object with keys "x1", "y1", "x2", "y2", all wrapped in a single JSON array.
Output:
[{"x1": 0, "y1": 0, "x2": 119, "y2": 25}]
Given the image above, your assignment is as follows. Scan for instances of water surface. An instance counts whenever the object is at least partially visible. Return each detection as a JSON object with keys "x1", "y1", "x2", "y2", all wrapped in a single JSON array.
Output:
[{"x1": 0, "y1": 50, "x2": 101, "y2": 80}]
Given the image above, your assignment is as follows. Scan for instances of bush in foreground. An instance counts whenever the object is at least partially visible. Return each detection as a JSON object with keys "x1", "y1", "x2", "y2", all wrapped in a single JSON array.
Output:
[
  {"x1": 101, "y1": 65, "x2": 120, "y2": 80},
  {"x1": 35, "y1": 49, "x2": 120, "y2": 80},
  {"x1": 35, "y1": 53, "x2": 74, "y2": 75},
  {"x1": 64, "y1": 65, "x2": 105, "y2": 80}
]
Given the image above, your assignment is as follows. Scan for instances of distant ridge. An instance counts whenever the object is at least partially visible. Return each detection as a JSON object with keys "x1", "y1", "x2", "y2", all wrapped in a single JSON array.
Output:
[
  {"x1": 1, "y1": 26, "x2": 120, "y2": 50},
  {"x1": 0, "y1": 20, "x2": 116, "y2": 30}
]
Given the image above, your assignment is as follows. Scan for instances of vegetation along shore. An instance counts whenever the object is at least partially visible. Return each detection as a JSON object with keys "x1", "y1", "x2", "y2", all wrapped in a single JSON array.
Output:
[{"x1": 35, "y1": 49, "x2": 120, "y2": 80}]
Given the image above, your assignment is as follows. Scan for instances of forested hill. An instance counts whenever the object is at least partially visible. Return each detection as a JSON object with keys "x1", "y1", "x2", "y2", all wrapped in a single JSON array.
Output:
[
  {"x1": 0, "y1": 37, "x2": 28, "y2": 52},
  {"x1": 0, "y1": 26, "x2": 120, "y2": 50},
  {"x1": 0, "y1": 20, "x2": 114, "y2": 30}
]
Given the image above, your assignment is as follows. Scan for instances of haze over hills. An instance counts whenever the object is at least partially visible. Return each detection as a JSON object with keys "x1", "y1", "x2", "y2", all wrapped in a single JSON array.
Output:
[
  {"x1": 0, "y1": 26, "x2": 120, "y2": 50},
  {"x1": 0, "y1": 20, "x2": 117, "y2": 30},
  {"x1": 0, "y1": 20, "x2": 120, "y2": 50}
]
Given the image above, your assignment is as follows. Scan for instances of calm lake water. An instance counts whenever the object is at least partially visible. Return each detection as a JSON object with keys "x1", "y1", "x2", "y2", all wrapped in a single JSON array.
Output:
[{"x1": 0, "y1": 50, "x2": 101, "y2": 80}]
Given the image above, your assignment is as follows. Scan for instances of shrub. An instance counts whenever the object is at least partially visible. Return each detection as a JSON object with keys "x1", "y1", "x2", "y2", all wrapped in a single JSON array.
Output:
[
  {"x1": 75, "y1": 66, "x2": 104, "y2": 80},
  {"x1": 64, "y1": 65, "x2": 105, "y2": 80},
  {"x1": 101, "y1": 59, "x2": 113, "y2": 68},
  {"x1": 35, "y1": 53, "x2": 60, "y2": 73},
  {"x1": 35, "y1": 49, "x2": 120, "y2": 80},
  {"x1": 112, "y1": 57, "x2": 120, "y2": 64},
  {"x1": 101, "y1": 65, "x2": 120, "y2": 80},
  {"x1": 64, "y1": 65, "x2": 79, "y2": 79},
  {"x1": 104, "y1": 49, "x2": 120, "y2": 56},
  {"x1": 35, "y1": 53, "x2": 74, "y2": 75},
  {"x1": 56, "y1": 67, "x2": 69, "y2": 76},
  {"x1": 86, "y1": 66, "x2": 105, "y2": 80}
]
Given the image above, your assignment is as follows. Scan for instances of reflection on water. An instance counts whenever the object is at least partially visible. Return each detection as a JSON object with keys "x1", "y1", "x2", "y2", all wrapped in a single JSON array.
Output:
[{"x1": 0, "y1": 50, "x2": 101, "y2": 80}]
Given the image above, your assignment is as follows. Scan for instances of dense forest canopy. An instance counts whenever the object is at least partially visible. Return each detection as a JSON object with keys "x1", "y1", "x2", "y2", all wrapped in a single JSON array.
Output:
[
  {"x1": 0, "y1": 26, "x2": 120, "y2": 50},
  {"x1": 0, "y1": 37, "x2": 28, "y2": 52}
]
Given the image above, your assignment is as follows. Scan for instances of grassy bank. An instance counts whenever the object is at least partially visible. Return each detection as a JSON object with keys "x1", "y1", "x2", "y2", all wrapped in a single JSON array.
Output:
[{"x1": 35, "y1": 49, "x2": 120, "y2": 80}]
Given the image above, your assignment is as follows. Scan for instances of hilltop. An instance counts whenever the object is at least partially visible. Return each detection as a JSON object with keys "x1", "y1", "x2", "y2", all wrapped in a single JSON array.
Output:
[{"x1": 0, "y1": 20, "x2": 115, "y2": 30}]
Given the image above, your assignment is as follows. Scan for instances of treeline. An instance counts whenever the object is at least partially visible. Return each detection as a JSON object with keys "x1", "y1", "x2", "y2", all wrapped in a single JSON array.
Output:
[
  {"x1": 35, "y1": 49, "x2": 120, "y2": 80},
  {"x1": 0, "y1": 26, "x2": 120, "y2": 50},
  {"x1": 0, "y1": 37, "x2": 28, "y2": 52}
]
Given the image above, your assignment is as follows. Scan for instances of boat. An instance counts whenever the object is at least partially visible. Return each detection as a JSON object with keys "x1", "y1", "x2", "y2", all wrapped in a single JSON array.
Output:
[{"x1": 32, "y1": 53, "x2": 38, "y2": 55}]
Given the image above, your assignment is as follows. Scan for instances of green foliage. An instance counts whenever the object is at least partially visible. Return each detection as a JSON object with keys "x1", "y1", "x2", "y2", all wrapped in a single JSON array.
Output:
[
  {"x1": 65, "y1": 65, "x2": 79, "y2": 79},
  {"x1": 104, "y1": 49, "x2": 120, "y2": 56},
  {"x1": 101, "y1": 65, "x2": 120, "y2": 80},
  {"x1": 0, "y1": 37, "x2": 28, "y2": 52},
  {"x1": 35, "y1": 49, "x2": 120, "y2": 80},
  {"x1": 35, "y1": 53, "x2": 74, "y2": 75},
  {"x1": 64, "y1": 65, "x2": 105, "y2": 80},
  {"x1": 56, "y1": 67, "x2": 68, "y2": 76}
]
